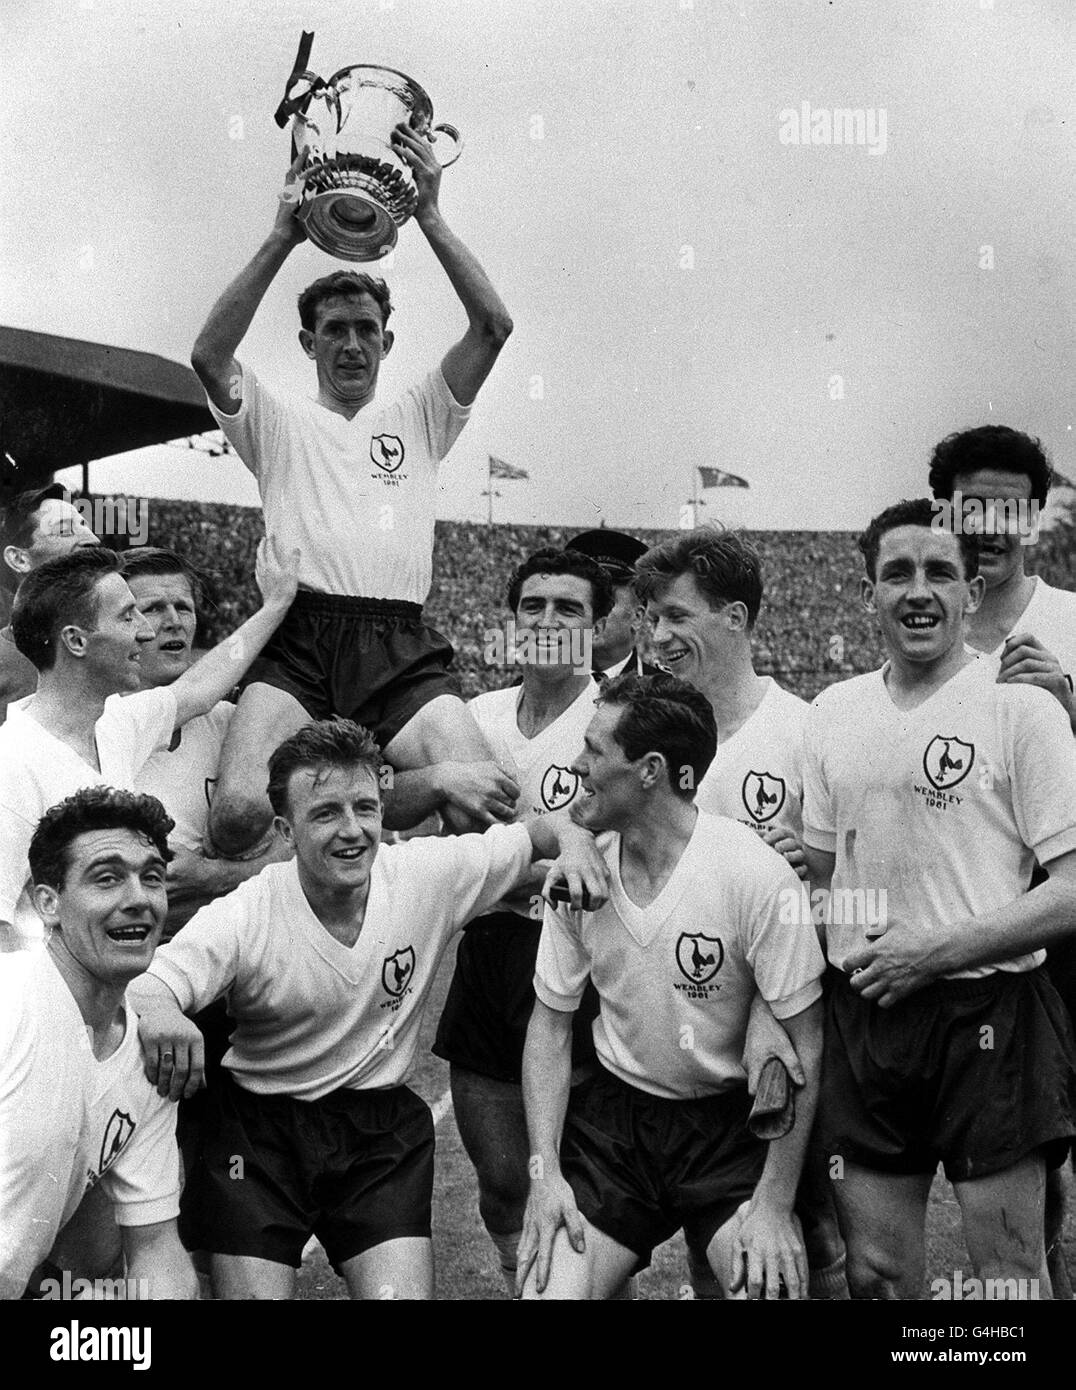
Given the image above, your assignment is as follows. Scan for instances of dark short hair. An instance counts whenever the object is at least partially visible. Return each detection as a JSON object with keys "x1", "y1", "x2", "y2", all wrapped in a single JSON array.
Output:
[
  {"x1": 11, "y1": 547, "x2": 122, "y2": 671},
  {"x1": 267, "y1": 719, "x2": 384, "y2": 817},
  {"x1": 505, "y1": 547, "x2": 614, "y2": 622},
  {"x1": 297, "y1": 272, "x2": 393, "y2": 332},
  {"x1": 598, "y1": 672, "x2": 717, "y2": 800},
  {"x1": 633, "y1": 529, "x2": 764, "y2": 627},
  {"x1": 121, "y1": 546, "x2": 205, "y2": 607},
  {"x1": 928, "y1": 426, "x2": 1053, "y2": 508},
  {"x1": 858, "y1": 497, "x2": 979, "y2": 581},
  {"x1": 29, "y1": 786, "x2": 174, "y2": 891},
  {"x1": 1, "y1": 484, "x2": 67, "y2": 572}
]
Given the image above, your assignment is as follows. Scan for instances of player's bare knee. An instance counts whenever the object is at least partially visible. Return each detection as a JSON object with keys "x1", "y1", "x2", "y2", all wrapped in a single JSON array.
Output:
[
  {"x1": 208, "y1": 791, "x2": 274, "y2": 858},
  {"x1": 845, "y1": 1249, "x2": 906, "y2": 1300}
]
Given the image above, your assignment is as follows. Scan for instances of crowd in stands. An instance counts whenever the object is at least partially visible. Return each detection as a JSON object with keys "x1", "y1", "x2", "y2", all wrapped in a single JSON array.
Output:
[{"x1": 127, "y1": 500, "x2": 1072, "y2": 705}]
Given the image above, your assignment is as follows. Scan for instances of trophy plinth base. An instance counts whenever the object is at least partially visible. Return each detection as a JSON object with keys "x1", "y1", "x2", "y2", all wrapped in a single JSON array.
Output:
[{"x1": 299, "y1": 153, "x2": 418, "y2": 262}]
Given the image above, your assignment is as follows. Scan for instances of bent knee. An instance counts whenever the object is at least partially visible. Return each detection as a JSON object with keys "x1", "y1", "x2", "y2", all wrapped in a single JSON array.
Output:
[
  {"x1": 846, "y1": 1248, "x2": 909, "y2": 1300},
  {"x1": 208, "y1": 792, "x2": 274, "y2": 857}
]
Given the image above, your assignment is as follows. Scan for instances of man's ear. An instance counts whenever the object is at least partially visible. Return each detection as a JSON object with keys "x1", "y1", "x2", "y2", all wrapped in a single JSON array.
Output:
[
  {"x1": 59, "y1": 624, "x2": 89, "y2": 660},
  {"x1": 380, "y1": 329, "x2": 394, "y2": 358},
  {"x1": 298, "y1": 328, "x2": 316, "y2": 360},
  {"x1": 33, "y1": 883, "x2": 60, "y2": 925},
  {"x1": 3, "y1": 544, "x2": 31, "y2": 577},
  {"x1": 638, "y1": 751, "x2": 666, "y2": 791},
  {"x1": 860, "y1": 576, "x2": 877, "y2": 614},
  {"x1": 725, "y1": 601, "x2": 750, "y2": 633},
  {"x1": 273, "y1": 815, "x2": 294, "y2": 847},
  {"x1": 965, "y1": 573, "x2": 986, "y2": 615}
]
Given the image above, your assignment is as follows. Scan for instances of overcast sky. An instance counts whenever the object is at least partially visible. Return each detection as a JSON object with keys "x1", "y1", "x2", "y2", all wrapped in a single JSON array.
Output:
[{"x1": 4, "y1": 0, "x2": 1075, "y2": 531}]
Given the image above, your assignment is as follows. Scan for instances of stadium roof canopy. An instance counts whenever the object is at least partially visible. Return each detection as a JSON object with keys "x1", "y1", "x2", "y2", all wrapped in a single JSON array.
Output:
[{"x1": 0, "y1": 326, "x2": 213, "y2": 495}]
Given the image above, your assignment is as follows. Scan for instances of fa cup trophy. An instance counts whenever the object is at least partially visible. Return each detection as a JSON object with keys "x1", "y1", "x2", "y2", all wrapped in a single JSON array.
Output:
[{"x1": 275, "y1": 32, "x2": 462, "y2": 262}]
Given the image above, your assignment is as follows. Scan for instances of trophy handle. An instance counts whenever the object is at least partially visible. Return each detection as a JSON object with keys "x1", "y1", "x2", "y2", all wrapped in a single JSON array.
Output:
[{"x1": 430, "y1": 123, "x2": 463, "y2": 168}]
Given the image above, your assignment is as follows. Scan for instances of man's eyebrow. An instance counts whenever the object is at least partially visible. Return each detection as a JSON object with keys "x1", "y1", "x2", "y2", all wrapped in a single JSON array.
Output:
[{"x1": 82, "y1": 851, "x2": 164, "y2": 872}]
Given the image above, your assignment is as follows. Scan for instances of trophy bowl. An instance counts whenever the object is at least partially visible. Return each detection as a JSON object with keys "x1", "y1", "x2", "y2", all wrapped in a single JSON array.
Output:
[{"x1": 290, "y1": 64, "x2": 462, "y2": 262}]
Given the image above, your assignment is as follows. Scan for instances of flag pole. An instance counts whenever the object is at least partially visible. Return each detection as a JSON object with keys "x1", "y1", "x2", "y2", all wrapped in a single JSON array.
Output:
[
  {"x1": 692, "y1": 466, "x2": 700, "y2": 528},
  {"x1": 487, "y1": 457, "x2": 493, "y2": 527}
]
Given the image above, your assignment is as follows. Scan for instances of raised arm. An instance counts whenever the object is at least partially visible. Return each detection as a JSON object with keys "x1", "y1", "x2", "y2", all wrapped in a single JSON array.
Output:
[
  {"x1": 391, "y1": 123, "x2": 513, "y2": 406},
  {"x1": 169, "y1": 537, "x2": 298, "y2": 730},
  {"x1": 190, "y1": 159, "x2": 307, "y2": 414}
]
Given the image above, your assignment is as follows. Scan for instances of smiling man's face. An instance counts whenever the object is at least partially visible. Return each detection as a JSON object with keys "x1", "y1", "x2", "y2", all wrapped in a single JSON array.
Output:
[
  {"x1": 35, "y1": 828, "x2": 168, "y2": 985},
  {"x1": 646, "y1": 571, "x2": 742, "y2": 685},
  {"x1": 278, "y1": 761, "x2": 383, "y2": 897},
  {"x1": 863, "y1": 524, "x2": 983, "y2": 667},
  {"x1": 950, "y1": 467, "x2": 1034, "y2": 590}
]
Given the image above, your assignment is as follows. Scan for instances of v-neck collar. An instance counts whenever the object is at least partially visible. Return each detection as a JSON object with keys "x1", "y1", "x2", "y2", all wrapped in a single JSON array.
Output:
[
  {"x1": 609, "y1": 815, "x2": 702, "y2": 948},
  {"x1": 875, "y1": 653, "x2": 985, "y2": 716},
  {"x1": 11, "y1": 698, "x2": 103, "y2": 774},
  {"x1": 312, "y1": 394, "x2": 375, "y2": 426},
  {"x1": 285, "y1": 862, "x2": 380, "y2": 983},
  {"x1": 513, "y1": 677, "x2": 596, "y2": 741}
]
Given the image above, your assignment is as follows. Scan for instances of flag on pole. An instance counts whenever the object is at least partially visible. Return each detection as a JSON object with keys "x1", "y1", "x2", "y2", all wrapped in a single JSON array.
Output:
[
  {"x1": 1052, "y1": 469, "x2": 1075, "y2": 490},
  {"x1": 489, "y1": 455, "x2": 529, "y2": 481},
  {"x1": 698, "y1": 466, "x2": 749, "y2": 489}
]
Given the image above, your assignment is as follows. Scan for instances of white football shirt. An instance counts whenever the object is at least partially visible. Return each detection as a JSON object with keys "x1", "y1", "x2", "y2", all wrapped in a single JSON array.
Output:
[
  {"x1": 208, "y1": 365, "x2": 470, "y2": 603},
  {"x1": 136, "y1": 701, "x2": 233, "y2": 851},
  {"x1": 802, "y1": 655, "x2": 1076, "y2": 976},
  {"x1": 695, "y1": 678, "x2": 807, "y2": 842},
  {"x1": 144, "y1": 822, "x2": 533, "y2": 1098},
  {"x1": 0, "y1": 687, "x2": 177, "y2": 949},
  {"x1": 468, "y1": 678, "x2": 598, "y2": 915},
  {"x1": 983, "y1": 576, "x2": 1076, "y2": 694},
  {"x1": 0, "y1": 952, "x2": 180, "y2": 1299},
  {"x1": 535, "y1": 812, "x2": 824, "y2": 1100}
]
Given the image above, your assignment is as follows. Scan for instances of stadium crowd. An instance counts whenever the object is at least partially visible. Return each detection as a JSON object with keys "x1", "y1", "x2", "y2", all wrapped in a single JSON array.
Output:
[{"x1": 145, "y1": 504, "x2": 890, "y2": 700}]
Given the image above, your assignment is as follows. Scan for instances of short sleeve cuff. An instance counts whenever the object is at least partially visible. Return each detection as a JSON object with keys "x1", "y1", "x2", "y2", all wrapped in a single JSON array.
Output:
[
  {"x1": 204, "y1": 364, "x2": 249, "y2": 426},
  {"x1": 144, "y1": 958, "x2": 197, "y2": 1014},
  {"x1": 433, "y1": 365, "x2": 473, "y2": 417},
  {"x1": 112, "y1": 1191, "x2": 181, "y2": 1228},
  {"x1": 768, "y1": 976, "x2": 823, "y2": 1021},
  {"x1": 802, "y1": 824, "x2": 837, "y2": 854},
  {"x1": 534, "y1": 977, "x2": 583, "y2": 1013},
  {"x1": 1034, "y1": 826, "x2": 1076, "y2": 869}
]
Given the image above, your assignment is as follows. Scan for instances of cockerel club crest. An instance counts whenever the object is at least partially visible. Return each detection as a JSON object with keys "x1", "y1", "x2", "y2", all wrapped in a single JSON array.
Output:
[{"x1": 675, "y1": 932, "x2": 725, "y2": 985}]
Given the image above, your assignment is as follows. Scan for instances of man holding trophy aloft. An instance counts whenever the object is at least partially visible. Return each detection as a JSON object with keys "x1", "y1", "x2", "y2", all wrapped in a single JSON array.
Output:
[{"x1": 191, "y1": 55, "x2": 518, "y2": 865}]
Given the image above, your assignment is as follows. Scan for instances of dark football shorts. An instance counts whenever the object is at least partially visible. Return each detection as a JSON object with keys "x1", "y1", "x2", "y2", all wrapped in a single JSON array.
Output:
[
  {"x1": 177, "y1": 998, "x2": 234, "y2": 1247},
  {"x1": 182, "y1": 1070, "x2": 435, "y2": 1270},
  {"x1": 560, "y1": 1066, "x2": 766, "y2": 1268},
  {"x1": 241, "y1": 592, "x2": 461, "y2": 749},
  {"x1": 821, "y1": 965, "x2": 1076, "y2": 1182},
  {"x1": 432, "y1": 911, "x2": 599, "y2": 1084}
]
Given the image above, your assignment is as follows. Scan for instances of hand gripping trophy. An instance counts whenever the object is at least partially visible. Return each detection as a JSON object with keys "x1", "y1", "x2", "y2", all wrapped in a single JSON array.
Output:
[{"x1": 274, "y1": 31, "x2": 463, "y2": 261}]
